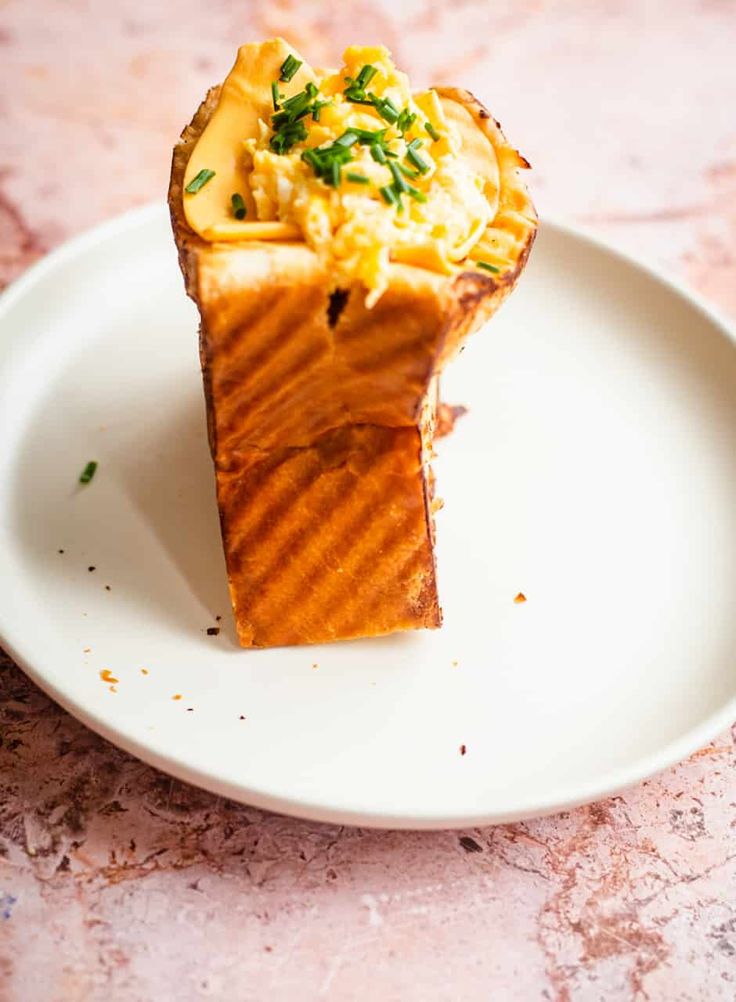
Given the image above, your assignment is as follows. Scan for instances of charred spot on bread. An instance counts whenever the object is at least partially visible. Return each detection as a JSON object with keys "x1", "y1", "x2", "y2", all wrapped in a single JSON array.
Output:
[{"x1": 327, "y1": 288, "x2": 349, "y2": 328}]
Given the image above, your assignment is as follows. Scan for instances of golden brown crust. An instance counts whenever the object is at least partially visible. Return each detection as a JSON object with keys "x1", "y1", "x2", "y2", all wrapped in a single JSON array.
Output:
[{"x1": 168, "y1": 79, "x2": 536, "y2": 648}]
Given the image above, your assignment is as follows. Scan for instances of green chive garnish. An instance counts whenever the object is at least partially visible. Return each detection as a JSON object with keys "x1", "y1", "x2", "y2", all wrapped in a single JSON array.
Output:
[
  {"x1": 270, "y1": 82, "x2": 324, "y2": 153},
  {"x1": 476, "y1": 261, "x2": 501, "y2": 273},
  {"x1": 370, "y1": 142, "x2": 387, "y2": 164},
  {"x1": 424, "y1": 121, "x2": 440, "y2": 142},
  {"x1": 398, "y1": 163, "x2": 420, "y2": 179},
  {"x1": 356, "y1": 65, "x2": 378, "y2": 89},
  {"x1": 185, "y1": 168, "x2": 216, "y2": 194},
  {"x1": 397, "y1": 108, "x2": 417, "y2": 135},
  {"x1": 301, "y1": 137, "x2": 354, "y2": 184},
  {"x1": 388, "y1": 160, "x2": 408, "y2": 193},
  {"x1": 336, "y1": 130, "x2": 359, "y2": 148},
  {"x1": 271, "y1": 81, "x2": 281, "y2": 110},
  {"x1": 79, "y1": 460, "x2": 98, "y2": 484},
  {"x1": 379, "y1": 185, "x2": 398, "y2": 207},
  {"x1": 407, "y1": 185, "x2": 427, "y2": 203},
  {"x1": 269, "y1": 119, "x2": 308, "y2": 154},
  {"x1": 406, "y1": 146, "x2": 429, "y2": 174},
  {"x1": 344, "y1": 66, "x2": 379, "y2": 103},
  {"x1": 311, "y1": 99, "x2": 331, "y2": 121},
  {"x1": 371, "y1": 95, "x2": 400, "y2": 124},
  {"x1": 279, "y1": 54, "x2": 302, "y2": 82},
  {"x1": 351, "y1": 127, "x2": 388, "y2": 145},
  {"x1": 346, "y1": 172, "x2": 370, "y2": 184},
  {"x1": 231, "y1": 193, "x2": 247, "y2": 220}
]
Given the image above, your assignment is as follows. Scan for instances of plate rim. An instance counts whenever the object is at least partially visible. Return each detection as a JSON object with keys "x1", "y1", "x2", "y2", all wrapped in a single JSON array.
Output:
[{"x1": 1, "y1": 202, "x2": 735, "y2": 830}]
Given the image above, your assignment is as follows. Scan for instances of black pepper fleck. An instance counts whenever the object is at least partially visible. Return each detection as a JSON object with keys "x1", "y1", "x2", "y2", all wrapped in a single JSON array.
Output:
[
  {"x1": 459, "y1": 835, "x2": 483, "y2": 853},
  {"x1": 206, "y1": 627, "x2": 220, "y2": 636},
  {"x1": 88, "y1": 566, "x2": 96, "y2": 572}
]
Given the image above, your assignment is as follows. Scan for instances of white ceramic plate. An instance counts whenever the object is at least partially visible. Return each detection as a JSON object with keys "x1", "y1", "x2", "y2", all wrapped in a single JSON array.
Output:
[{"x1": 1, "y1": 205, "x2": 735, "y2": 829}]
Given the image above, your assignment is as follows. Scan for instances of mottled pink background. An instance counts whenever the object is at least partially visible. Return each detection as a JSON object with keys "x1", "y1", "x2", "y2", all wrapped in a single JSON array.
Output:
[{"x1": 2, "y1": 2, "x2": 736, "y2": 999}]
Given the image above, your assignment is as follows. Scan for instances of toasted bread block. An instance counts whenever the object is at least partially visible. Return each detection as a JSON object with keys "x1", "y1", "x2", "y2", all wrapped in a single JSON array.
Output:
[
  {"x1": 217, "y1": 424, "x2": 438, "y2": 646},
  {"x1": 169, "y1": 83, "x2": 536, "y2": 648}
]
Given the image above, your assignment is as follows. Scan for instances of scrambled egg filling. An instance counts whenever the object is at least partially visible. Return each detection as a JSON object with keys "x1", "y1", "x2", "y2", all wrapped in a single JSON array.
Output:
[{"x1": 245, "y1": 47, "x2": 492, "y2": 305}]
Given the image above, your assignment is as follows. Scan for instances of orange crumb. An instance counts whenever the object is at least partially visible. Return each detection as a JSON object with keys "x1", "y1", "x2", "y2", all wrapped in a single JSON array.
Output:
[
  {"x1": 83, "y1": 647, "x2": 91, "y2": 653},
  {"x1": 172, "y1": 694, "x2": 182, "y2": 701},
  {"x1": 311, "y1": 663, "x2": 319, "y2": 670},
  {"x1": 514, "y1": 592, "x2": 527, "y2": 604},
  {"x1": 109, "y1": 685, "x2": 118, "y2": 694},
  {"x1": 100, "y1": 669, "x2": 119, "y2": 684},
  {"x1": 140, "y1": 668, "x2": 149, "y2": 675}
]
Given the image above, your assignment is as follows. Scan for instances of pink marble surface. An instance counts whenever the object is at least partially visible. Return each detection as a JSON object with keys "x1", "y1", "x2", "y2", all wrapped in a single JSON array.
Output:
[{"x1": 1, "y1": 1, "x2": 736, "y2": 998}]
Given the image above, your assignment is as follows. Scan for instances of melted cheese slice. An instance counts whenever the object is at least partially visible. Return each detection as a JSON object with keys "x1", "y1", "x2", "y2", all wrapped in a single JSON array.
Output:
[{"x1": 183, "y1": 39, "x2": 316, "y2": 240}]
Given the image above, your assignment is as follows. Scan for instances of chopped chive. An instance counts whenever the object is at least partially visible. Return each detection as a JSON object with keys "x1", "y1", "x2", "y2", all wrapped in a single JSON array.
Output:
[
  {"x1": 397, "y1": 107, "x2": 417, "y2": 135},
  {"x1": 79, "y1": 460, "x2": 98, "y2": 485},
  {"x1": 346, "y1": 171, "x2": 370, "y2": 184},
  {"x1": 279, "y1": 54, "x2": 302, "y2": 82},
  {"x1": 385, "y1": 149, "x2": 398, "y2": 158},
  {"x1": 305, "y1": 81, "x2": 319, "y2": 99},
  {"x1": 476, "y1": 260, "x2": 501, "y2": 273},
  {"x1": 231, "y1": 193, "x2": 247, "y2": 220},
  {"x1": 406, "y1": 146, "x2": 429, "y2": 174},
  {"x1": 344, "y1": 88, "x2": 374, "y2": 105},
  {"x1": 379, "y1": 185, "x2": 398, "y2": 207},
  {"x1": 407, "y1": 185, "x2": 427, "y2": 203},
  {"x1": 408, "y1": 138, "x2": 424, "y2": 151},
  {"x1": 311, "y1": 99, "x2": 331, "y2": 121},
  {"x1": 356, "y1": 65, "x2": 378, "y2": 89},
  {"x1": 269, "y1": 119, "x2": 308, "y2": 154},
  {"x1": 371, "y1": 95, "x2": 400, "y2": 124},
  {"x1": 349, "y1": 127, "x2": 387, "y2": 145},
  {"x1": 388, "y1": 160, "x2": 408, "y2": 193},
  {"x1": 329, "y1": 160, "x2": 341, "y2": 187},
  {"x1": 398, "y1": 162, "x2": 420, "y2": 179},
  {"x1": 301, "y1": 148, "x2": 320, "y2": 170},
  {"x1": 271, "y1": 81, "x2": 281, "y2": 110},
  {"x1": 185, "y1": 168, "x2": 216, "y2": 194},
  {"x1": 370, "y1": 142, "x2": 387, "y2": 164},
  {"x1": 335, "y1": 130, "x2": 359, "y2": 148},
  {"x1": 424, "y1": 121, "x2": 440, "y2": 142}
]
